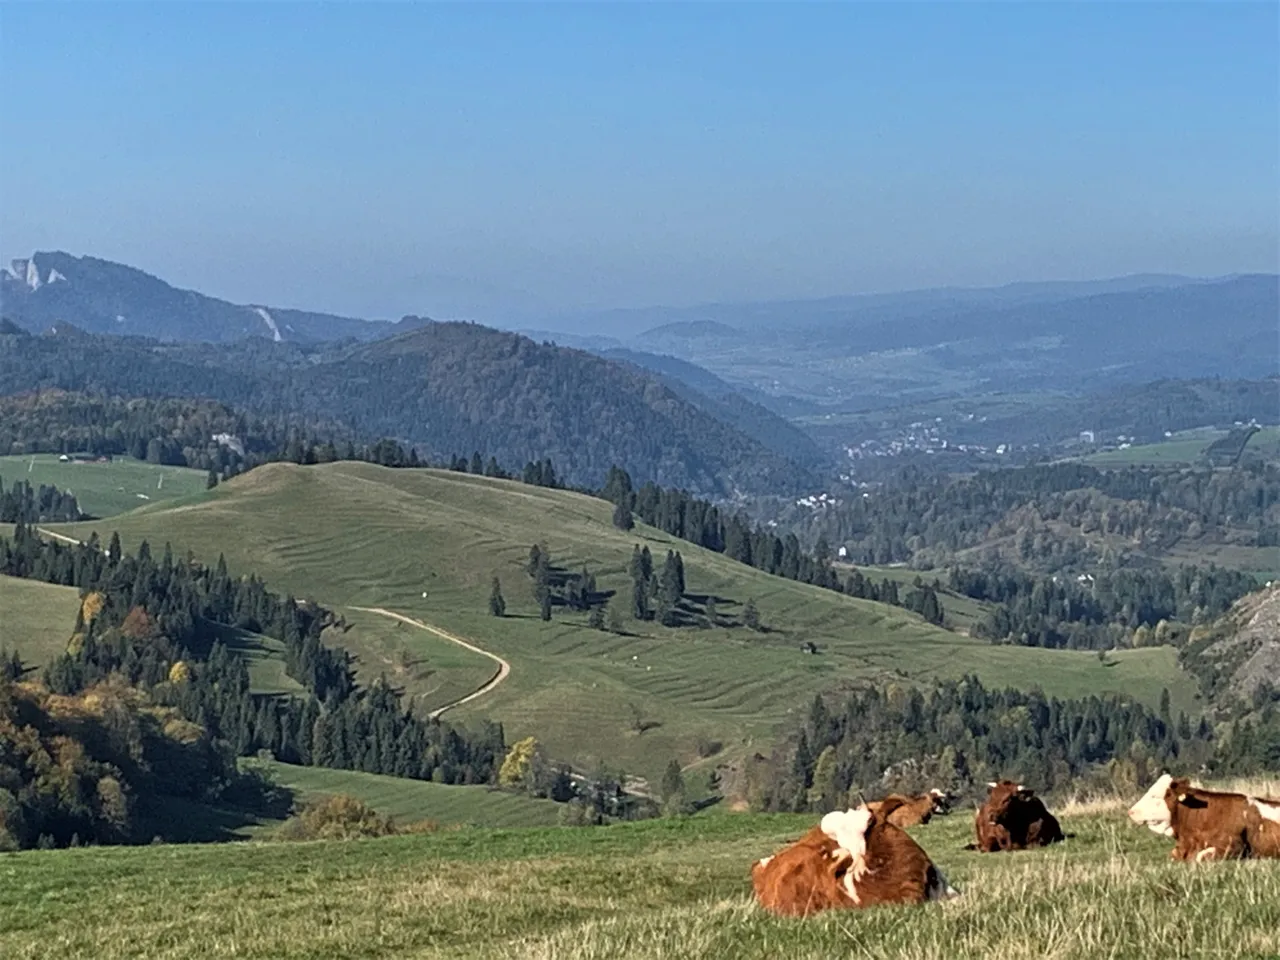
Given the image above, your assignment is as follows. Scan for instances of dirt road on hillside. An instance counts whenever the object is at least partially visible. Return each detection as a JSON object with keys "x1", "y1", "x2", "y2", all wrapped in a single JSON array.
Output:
[{"x1": 348, "y1": 606, "x2": 511, "y2": 718}]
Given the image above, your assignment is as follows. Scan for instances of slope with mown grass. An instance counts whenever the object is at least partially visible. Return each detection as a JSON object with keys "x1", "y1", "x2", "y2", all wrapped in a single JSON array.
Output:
[
  {"x1": 246, "y1": 759, "x2": 563, "y2": 829},
  {"x1": 49, "y1": 462, "x2": 1200, "y2": 782},
  {"x1": 1, "y1": 808, "x2": 1277, "y2": 959}
]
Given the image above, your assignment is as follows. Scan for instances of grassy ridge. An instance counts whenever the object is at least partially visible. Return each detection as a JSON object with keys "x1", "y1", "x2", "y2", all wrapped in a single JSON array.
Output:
[
  {"x1": 47, "y1": 462, "x2": 1200, "y2": 781},
  {"x1": 0, "y1": 574, "x2": 78, "y2": 667},
  {"x1": 247, "y1": 759, "x2": 564, "y2": 828},
  {"x1": 0, "y1": 453, "x2": 209, "y2": 518},
  {"x1": 1, "y1": 811, "x2": 1277, "y2": 959}
]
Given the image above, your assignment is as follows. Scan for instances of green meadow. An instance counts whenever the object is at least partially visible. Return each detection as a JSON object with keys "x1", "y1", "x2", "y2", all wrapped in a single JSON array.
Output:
[
  {"x1": 0, "y1": 453, "x2": 209, "y2": 518},
  {"x1": 19, "y1": 461, "x2": 1198, "y2": 783},
  {"x1": 1, "y1": 808, "x2": 1277, "y2": 960}
]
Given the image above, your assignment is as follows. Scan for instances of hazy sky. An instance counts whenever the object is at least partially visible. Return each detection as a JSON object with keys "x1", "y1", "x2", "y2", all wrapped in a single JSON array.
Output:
[{"x1": 2, "y1": 2, "x2": 1276, "y2": 322}]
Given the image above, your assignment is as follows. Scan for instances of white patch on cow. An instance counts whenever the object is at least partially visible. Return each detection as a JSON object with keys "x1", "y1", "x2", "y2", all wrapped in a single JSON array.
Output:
[
  {"x1": 1128, "y1": 774, "x2": 1175, "y2": 836},
  {"x1": 756, "y1": 855, "x2": 773, "y2": 869},
  {"x1": 1251, "y1": 799, "x2": 1280, "y2": 824},
  {"x1": 821, "y1": 808, "x2": 873, "y2": 903}
]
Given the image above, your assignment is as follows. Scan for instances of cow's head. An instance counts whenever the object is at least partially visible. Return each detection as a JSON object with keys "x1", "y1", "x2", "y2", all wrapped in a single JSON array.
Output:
[
  {"x1": 927, "y1": 788, "x2": 953, "y2": 815},
  {"x1": 819, "y1": 808, "x2": 874, "y2": 901},
  {"x1": 1127, "y1": 773, "x2": 1175, "y2": 836},
  {"x1": 984, "y1": 780, "x2": 1031, "y2": 818},
  {"x1": 1164, "y1": 777, "x2": 1211, "y2": 816}
]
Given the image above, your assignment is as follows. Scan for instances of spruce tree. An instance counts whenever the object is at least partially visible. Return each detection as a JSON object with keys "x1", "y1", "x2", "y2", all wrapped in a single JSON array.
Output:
[
  {"x1": 489, "y1": 577, "x2": 506, "y2": 617},
  {"x1": 612, "y1": 499, "x2": 634, "y2": 531}
]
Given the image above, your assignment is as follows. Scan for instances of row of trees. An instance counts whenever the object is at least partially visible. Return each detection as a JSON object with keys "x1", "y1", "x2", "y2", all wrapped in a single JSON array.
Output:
[
  {"x1": 951, "y1": 563, "x2": 1258, "y2": 650},
  {"x1": 746, "y1": 676, "x2": 1216, "y2": 813},
  {"x1": 601, "y1": 466, "x2": 945, "y2": 629},
  {"x1": 0, "y1": 476, "x2": 85, "y2": 523}
]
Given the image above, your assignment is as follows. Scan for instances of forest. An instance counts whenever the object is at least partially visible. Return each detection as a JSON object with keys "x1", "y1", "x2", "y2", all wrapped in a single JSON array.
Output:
[
  {"x1": 748, "y1": 678, "x2": 1214, "y2": 814},
  {"x1": 760, "y1": 460, "x2": 1278, "y2": 570},
  {"x1": 0, "y1": 523, "x2": 505, "y2": 849},
  {"x1": 0, "y1": 323, "x2": 817, "y2": 494}
]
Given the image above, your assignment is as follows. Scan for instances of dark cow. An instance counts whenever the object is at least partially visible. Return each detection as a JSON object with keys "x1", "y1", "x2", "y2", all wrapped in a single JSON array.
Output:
[
  {"x1": 974, "y1": 780, "x2": 1064, "y2": 852},
  {"x1": 751, "y1": 798, "x2": 959, "y2": 916},
  {"x1": 1128, "y1": 774, "x2": 1280, "y2": 862}
]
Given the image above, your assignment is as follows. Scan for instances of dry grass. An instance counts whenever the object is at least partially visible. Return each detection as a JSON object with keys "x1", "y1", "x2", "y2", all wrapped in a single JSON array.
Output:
[{"x1": 2, "y1": 810, "x2": 1278, "y2": 959}]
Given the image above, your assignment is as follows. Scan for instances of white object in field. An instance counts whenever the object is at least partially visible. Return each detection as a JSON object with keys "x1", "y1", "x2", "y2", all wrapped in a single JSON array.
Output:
[
  {"x1": 422, "y1": 591, "x2": 428, "y2": 598},
  {"x1": 157, "y1": 474, "x2": 164, "y2": 489}
]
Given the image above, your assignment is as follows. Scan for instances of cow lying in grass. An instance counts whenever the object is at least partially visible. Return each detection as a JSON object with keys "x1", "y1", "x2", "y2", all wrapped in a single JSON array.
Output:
[
  {"x1": 751, "y1": 798, "x2": 959, "y2": 917},
  {"x1": 865, "y1": 788, "x2": 952, "y2": 828},
  {"x1": 973, "y1": 781, "x2": 1064, "y2": 852},
  {"x1": 1127, "y1": 774, "x2": 1280, "y2": 862}
]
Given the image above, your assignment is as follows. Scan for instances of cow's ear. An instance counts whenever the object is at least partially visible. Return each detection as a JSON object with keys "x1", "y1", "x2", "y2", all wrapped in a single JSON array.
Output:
[{"x1": 986, "y1": 781, "x2": 998, "y2": 789}]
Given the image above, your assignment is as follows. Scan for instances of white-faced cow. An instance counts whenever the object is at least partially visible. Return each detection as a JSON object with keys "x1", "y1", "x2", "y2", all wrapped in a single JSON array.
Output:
[
  {"x1": 751, "y1": 798, "x2": 959, "y2": 916},
  {"x1": 1127, "y1": 774, "x2": 1280, "y2": 862}
]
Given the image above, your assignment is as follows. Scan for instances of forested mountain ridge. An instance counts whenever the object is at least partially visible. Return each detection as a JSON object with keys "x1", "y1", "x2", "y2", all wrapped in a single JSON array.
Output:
[
  {"x1": 1, "y1": 251, "x2": 388, "y2": 343},
  {"x1": 0, "y1": 321, "x2": 821, "y2": 495}
]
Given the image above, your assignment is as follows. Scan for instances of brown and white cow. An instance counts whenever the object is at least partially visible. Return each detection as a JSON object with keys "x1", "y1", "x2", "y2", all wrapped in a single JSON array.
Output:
[
  {"x1": 973, "y1": 780, "x2": 1064, "y2": 852},
  {"x1": 865, "y1": 789, "x2": 953, "y2": 828},
  {"x1": 1127, "y1": 774, "x2": 1280, "y2": 862},
  {"x1": 751, "y1": 799, "x2": 959, "y2": 917}
]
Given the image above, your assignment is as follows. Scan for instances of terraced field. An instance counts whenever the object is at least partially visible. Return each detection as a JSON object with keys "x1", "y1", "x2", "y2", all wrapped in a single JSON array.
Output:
[
  {"x1": 247, "y1": 759, "x2": 563, "y2": 828},
  {"x1": 33, "y1": 462, "x2": 1200, "y2": 782},
  {"x1": 0, "y1": 453, "x2": 208, "y2": 518}
]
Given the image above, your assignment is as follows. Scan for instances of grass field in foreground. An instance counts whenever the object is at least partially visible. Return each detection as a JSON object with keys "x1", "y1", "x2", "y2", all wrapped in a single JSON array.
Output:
[
  {"x1": 247, "y1": 759, "x2": 564, "y2": 829},
  {"x1": 2, "y1": 810, "x2": 1277, "y2": 959},
  {"x1": 50, "y1": 462, "x2": 1201, "y2": 783},
  {"x1": 0, "y1": 574, "x2": 78, "y2": 668},
  {"x1": 0, "y1": 453, "x2": 210, "y2": 518}
]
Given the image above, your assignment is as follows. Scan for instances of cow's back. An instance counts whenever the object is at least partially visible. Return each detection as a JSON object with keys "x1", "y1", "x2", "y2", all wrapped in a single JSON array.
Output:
[
  {"x1": 852, "y1": 820, "x2": 945, "y2": 906},
  {"x1": 751, "y1": 826, "x2": 854, "y2": 916}
]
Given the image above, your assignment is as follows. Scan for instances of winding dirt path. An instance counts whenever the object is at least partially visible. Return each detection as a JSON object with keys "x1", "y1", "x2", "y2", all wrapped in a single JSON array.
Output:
[{"x1": 348, "y1": 605, "x2": 511, "y2": 718}]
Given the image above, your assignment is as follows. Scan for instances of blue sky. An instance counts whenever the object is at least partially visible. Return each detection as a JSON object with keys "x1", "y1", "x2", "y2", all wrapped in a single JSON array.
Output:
[{"x1": 1, "y1": 2, "x2": 1276, "y2": 322}]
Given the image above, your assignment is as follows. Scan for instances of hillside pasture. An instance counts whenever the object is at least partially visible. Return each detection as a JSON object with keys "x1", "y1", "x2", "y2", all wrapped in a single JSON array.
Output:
[
  {"x1": 53, "y1": 462, "x2": 1202, "y2": 782},
  {"x1": 1, "y1": 809, "x2": 1277, "y2": 959},
  {"x1": 247, "y1": 759, "x2": 564, "y2": 829},
  {"x1": 0, "y1": 453, "x2": 209, "y2": 518},
  {"x1": 0, "y1": 574, "x2": 78, "y2": 670}
]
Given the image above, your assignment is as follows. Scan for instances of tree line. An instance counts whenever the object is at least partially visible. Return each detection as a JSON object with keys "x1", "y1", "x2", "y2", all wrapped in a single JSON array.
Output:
[
  {"x1": 745, "y1": 676, "x2": 1216, "y2": 813},
  {"x1": 952, "y1": 563, "x2": 1258, "y2": 650},
  {"x1": 0, "y1": 475, "x2": 86, "y2": 523}
]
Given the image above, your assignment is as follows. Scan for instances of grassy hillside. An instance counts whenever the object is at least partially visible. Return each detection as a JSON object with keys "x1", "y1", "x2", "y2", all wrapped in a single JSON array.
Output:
[
  {"x1": 247, "y1": 759, "x2": 563, "y2": 829},
  {"x1": 42, "y1": 462, "x2": 1201, "y2": 782},
  {"x1": 839, "y1": 563, "x2": 994, "y2": 635},
  {"x1": 0, "y1": 574, "x2": 78, "y2": 667},
  {"x1": 1, "y1": 808, "x2": 1277, "y2": 959},
  {"x1": 1081, "y1": 426, "x2": 1280, "y2": 467},
  {"x1": 0, "y1": 453, "x2": 208, "y2": 517}
]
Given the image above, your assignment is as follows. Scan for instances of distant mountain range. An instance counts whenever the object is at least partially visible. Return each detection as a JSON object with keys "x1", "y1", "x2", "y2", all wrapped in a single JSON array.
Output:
[
  {"x1": 0, "y1": 319, "x2": 822, "y2": 495},
  {"x1": 4, "y1": 248, "x2": 1275, "y2": 422},
  {"x1": 1, "y1": 251, "x2": 395, "y2": 343}
]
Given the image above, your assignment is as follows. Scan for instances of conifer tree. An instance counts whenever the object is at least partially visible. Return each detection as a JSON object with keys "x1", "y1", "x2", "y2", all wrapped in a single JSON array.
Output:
[{"x1": 489, "y1": 577, "x2": 506, "y2": 617}]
